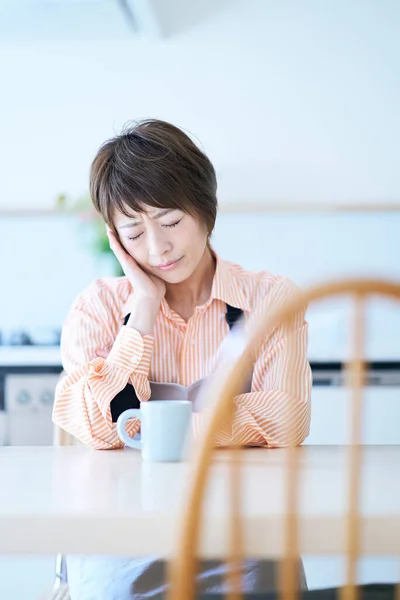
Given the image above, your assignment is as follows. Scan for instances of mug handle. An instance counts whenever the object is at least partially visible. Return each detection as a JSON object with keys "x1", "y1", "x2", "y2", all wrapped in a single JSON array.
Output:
[{"x1": 116, "y1": 409, "x2": 143, "y2": 449}]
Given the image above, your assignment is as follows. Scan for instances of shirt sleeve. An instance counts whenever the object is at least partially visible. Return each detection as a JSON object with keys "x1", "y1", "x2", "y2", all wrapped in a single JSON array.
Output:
[
  {"x1": 52, "y1": 281, "x2": 154, "y2": 449},
  {"x1": 193, "y1": 279, "x2": 312, "y2": 447}
]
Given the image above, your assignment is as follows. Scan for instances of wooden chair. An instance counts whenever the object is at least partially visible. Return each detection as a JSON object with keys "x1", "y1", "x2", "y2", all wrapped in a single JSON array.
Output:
[{"x1": 167, "y1": 278, "x2": 400, "y2": 600}]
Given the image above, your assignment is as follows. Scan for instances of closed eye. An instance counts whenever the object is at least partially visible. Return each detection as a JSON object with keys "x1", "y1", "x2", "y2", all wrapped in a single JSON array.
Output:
[
  {"x1": 128, "y1": 218, "x2": 182, "y2": 241},
  {"x1": 163, "y1": 219, "x2": 182, "y2": 229},
  {"x1": 128, "y1": 232, "x2": 144, "y2": 242}
]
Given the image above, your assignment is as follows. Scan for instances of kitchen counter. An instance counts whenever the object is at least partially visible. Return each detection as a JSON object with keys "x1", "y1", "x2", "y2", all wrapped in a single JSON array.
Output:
[{"x1": 0, "y1": 346, "x2": 62, "y2": 367}]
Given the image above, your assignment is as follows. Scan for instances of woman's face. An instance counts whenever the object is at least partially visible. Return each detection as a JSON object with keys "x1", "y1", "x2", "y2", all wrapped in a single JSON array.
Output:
[{"x1": 112, "y1": 206, "x2": 209, "y2": 284}]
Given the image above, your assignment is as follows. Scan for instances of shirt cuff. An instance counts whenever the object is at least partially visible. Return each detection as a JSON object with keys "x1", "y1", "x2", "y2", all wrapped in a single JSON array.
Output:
[{"x1": 106, "y1": 326, "x2": 154, "y2": 375}]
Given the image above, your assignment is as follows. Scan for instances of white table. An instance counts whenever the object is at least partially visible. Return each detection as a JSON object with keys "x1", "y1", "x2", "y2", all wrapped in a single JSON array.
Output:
[{"x1": 0, "y1": 445, "x2": 399, "y2": 557}]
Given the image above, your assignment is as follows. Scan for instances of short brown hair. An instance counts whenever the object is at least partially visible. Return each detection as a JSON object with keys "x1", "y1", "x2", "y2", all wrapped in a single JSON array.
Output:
[{"x1": 90, "y1": 119, "x2": 218, "y2": 235}]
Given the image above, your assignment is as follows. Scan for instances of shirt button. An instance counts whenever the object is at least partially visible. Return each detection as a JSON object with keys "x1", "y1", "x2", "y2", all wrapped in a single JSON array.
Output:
[{"x1": 190, "y1": 339, "x2": 195, "y2": 345}]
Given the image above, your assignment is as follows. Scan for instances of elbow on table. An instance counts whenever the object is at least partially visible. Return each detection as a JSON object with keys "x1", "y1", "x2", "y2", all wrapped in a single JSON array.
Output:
[
  {"x1": 275, "y1": 421, "x2": 310, "y2": 448},
  {"x1": 265, "y1": 402, "x2": 311, "y2": 448},
  {"x1": 52, "y1": 411, "x2": 121, "y2": 451}
]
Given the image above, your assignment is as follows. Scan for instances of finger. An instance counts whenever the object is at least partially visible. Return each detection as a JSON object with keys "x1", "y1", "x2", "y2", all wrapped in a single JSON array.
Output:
[
  {"x1": 95, "y1": 349, "x2": 109, "y2": 359},
  {"x1": 106, "y1": 226, "x2": 119, "y2": 241},
  {"x1": 106, "y1": 228, "x2": 154, "y2": 288},
  {"x1": 109, "y1": 237, "x2": 147, "y2": 281},
  {"x1": 107, "y1": 229, "x2": 131, "y2": 265},
  {"x1": 106, "y1": 227, "x2": 117, "y2": 246},
  {"x1": 106, "y1": 225, "x2": 115, "y2": 241}
]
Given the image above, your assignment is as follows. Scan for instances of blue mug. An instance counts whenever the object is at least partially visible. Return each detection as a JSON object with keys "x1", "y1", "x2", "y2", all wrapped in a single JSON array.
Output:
[{"x1": 116, "y1": 400, "x2": 192, "y2": 462}]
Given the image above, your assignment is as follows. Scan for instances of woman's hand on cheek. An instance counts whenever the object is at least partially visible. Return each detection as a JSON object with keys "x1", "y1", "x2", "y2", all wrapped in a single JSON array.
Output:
[
  {"x1": 107, "y1": 227, "x2": 165, "y2": 336},
  {"x1": 107, "y1": 227, "x2": 166, "y2": 302}
]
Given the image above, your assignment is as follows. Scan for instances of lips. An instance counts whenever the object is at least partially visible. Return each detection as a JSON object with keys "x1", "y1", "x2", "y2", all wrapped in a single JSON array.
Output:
[{"x1": 156, "y1": 257, "x2": 182, "y2": 271}]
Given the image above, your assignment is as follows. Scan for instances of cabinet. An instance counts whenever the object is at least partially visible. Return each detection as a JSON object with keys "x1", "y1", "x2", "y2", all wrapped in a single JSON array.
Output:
[{"x1": 5, "y1": 373, "x2": 60, "y2": 445}]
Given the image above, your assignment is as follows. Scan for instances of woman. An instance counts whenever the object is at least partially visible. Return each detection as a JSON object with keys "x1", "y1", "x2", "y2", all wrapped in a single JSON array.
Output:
[{"x1": 53, "y1": 119, "x2": 311, "y2": 598}]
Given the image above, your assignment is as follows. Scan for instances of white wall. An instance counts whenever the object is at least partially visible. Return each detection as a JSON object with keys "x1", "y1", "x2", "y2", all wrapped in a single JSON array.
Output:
[
  {"x1": 0, "y1": 213, "x2": 115, "y2": 332},
  {"x1": 213, "y1": 211, "x2": 400, "y2": 360},
  {"x1": 1, "y1": 210, "x2": 399, "y2": 360},
  {"x1": 1, "y1": 0, "x2": 399, "y2": 210}
]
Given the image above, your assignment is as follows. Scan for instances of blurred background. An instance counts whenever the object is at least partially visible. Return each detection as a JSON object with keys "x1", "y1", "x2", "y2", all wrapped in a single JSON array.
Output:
[{"x1": 0, "y1": 0, "x2": 400, "y2": 597}]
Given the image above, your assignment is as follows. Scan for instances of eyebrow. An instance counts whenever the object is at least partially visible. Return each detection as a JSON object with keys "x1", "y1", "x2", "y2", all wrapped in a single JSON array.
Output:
[{"x1": 118, "y1": 208, "x2": 175, "y2": 229}]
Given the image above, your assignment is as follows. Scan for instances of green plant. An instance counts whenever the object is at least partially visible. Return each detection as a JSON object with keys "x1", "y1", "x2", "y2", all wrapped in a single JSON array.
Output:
[{"x1": 56, "y1": 193, "x2": 124, "y2": 276}]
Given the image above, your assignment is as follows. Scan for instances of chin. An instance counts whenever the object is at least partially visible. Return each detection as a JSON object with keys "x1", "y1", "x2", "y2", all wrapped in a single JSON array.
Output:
[
  {"x1": 158, "y1": 262, "x2": 195, "y2": 284},
  {"x1": 159, "y1": 270, "x2": 191, "y2": 284}
]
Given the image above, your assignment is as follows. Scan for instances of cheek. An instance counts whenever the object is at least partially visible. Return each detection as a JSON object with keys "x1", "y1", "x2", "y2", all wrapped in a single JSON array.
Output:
[
  {"x1": 177, "y1": 221, "x2": 208, "y2": 250},
  {"x1": 192, "y1": 230, "x2": 208, "y2": 258}
]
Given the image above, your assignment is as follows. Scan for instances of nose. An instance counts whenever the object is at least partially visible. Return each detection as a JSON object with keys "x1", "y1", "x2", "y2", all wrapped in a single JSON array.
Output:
[{"x1": 147, "y1": 228, "x2": 171, "y2": 262}]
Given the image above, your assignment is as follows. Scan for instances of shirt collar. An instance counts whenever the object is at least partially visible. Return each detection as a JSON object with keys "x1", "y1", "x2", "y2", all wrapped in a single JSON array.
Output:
[
  {"x1": 209, "y1": 253, "x2": 251, "y2": 312},
  {"x1": 122, "y1": 253, "x2": 251, "y2": 319}
]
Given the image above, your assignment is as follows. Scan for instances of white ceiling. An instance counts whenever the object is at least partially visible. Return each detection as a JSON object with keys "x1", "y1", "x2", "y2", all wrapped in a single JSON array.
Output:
[
  {"x1": 0, "y1": 0, "x2": 158, "y2": 41},
  {"x1": 0, "y1": 0, "x2": 232, "y2": 42}
]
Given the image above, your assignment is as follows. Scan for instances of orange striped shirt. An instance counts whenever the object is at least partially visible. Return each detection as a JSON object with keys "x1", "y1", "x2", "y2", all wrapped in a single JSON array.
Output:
[{"x1": 52, "y1": 255, "x2": 312, "y2": 449}]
